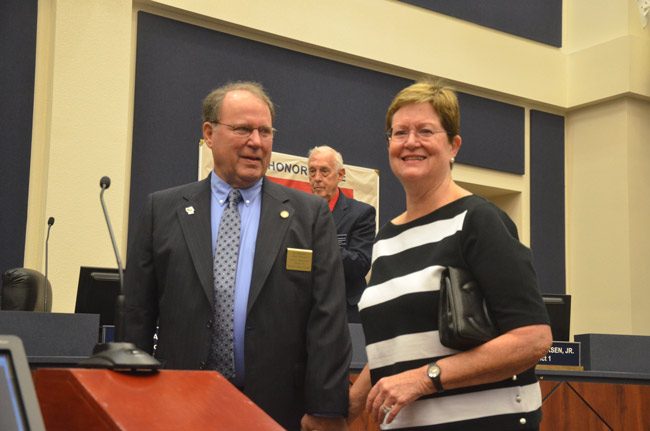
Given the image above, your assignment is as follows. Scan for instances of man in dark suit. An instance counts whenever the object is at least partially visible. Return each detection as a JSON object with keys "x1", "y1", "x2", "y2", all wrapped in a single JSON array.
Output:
[
  {"x1": 307, "y1": 146, "x2": 376, "y2": 323},
  {"x1": 124, "y1": 82, "x2": 351, "y2": 431}
]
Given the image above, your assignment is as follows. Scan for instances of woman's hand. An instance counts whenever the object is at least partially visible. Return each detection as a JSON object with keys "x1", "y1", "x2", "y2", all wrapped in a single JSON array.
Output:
[{"x1": 366, "y1": 366, "x2": 433, "y2": 425}]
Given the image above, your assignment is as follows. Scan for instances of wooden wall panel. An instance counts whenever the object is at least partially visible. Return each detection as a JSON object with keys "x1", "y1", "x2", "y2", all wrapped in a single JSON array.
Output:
[
  {"x1": 350, "y1": 376, "x2": 650, "y2": 431},
  {"x1": 540, "y1": 379, "x2": 650, "y2": 431}
]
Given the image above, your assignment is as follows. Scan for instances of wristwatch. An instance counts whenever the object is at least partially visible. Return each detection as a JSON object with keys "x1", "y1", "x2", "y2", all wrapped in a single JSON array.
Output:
[{"x1": 426, "y1": 362, "x2": 444, "y2": 393}]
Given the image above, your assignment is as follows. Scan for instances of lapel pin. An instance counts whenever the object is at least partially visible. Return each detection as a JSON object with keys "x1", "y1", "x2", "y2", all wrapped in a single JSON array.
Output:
[
  {"x1": 185, "y1": 206, "x2": 195, "y2": 215},
  {"x1": 280, "y1": 210, "x2": 289, "y2": 219}
]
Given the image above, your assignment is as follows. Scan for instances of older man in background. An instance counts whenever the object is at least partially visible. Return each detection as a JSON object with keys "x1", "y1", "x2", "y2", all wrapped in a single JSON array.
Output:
[{"x1": 307, "y1": 146, "x2": 376, "y2": 323}]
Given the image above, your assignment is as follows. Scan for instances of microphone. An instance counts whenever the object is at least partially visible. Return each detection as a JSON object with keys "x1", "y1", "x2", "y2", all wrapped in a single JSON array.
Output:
[
  {"x1": 44, "y1": 217, "x2": 54, "y2": 312},
  {"x1": 80, "y1": 176, "x2": 160, "y2": 372},
  {"x1": 100, "y1": 175, "x2": 111, "y2": 190}
]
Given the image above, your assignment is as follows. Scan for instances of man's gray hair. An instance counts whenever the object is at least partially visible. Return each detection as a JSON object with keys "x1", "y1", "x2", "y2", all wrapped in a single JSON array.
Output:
[
  {"x1": 307, "y1": 146, "x2": 344, "y2": 170},
  {"x1": 202, "y1": 81, "x2": 275, "y2": 123}
]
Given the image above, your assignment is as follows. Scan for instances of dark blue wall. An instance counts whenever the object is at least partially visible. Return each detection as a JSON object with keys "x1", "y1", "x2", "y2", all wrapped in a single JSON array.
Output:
[
  {"x1": 457, "y1": 94, "x2": 525, "y2": 174},
  {"x1": 399, "y1": 0, "x2": 562, "y2": 47},
  {"x1": 530, "y1": 110, "x2": 566, "y2": 294},
  {"x1": 0, "y1": 0, "x2": 38, "y2": 273}
]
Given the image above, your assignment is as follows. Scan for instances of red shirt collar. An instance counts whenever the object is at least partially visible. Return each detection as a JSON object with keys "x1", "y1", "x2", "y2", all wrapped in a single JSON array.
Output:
[{"x1": 328, "y1": 188, "x2": 340, "y2": 212}]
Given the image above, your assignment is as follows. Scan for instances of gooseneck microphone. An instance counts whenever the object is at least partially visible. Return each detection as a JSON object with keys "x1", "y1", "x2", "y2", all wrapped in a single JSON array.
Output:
[
  {"x1": 99, "y1": 175, "x2": 124, "y2": 340},
  {"x1": 79, "y1": 176, "x2": 159, "y2": 372},
  {"x1": 44, "y1": 217, "x2": 55, "y2": 312}
]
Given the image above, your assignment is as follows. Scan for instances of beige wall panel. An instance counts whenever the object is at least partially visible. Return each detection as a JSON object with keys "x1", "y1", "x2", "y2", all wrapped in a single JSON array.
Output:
[
  {"x1": 565, "y1": 0, "x2": 649, "y2": 105},
  {"x1": 35, "y1": 1, "x2": 133, "y2": 312},
  {"x1": 566, "y1": 99, "x2": 633, "y2": 335},
  {"x1": 567, "y1": 37, "x2": 632, "y2": 107},
  {"x1": 628, "y1": 98, "x2": 650, "y2": 334},
  {"x1": 629, "y1": 35, "x2": 650, "y2": 98},
  {"x1": 567, "y1": 35, "x2": 650, "y2": 107},
  {"x1": 564, "y1": 0, "x2": 631, "y2": 52},
  {"x1": 454, "y1": 166, "x2": 527, "y2": 242},
  {"x1": 24, "y1": 0, "x2": 56, "y2": 272},
  {"x1": 629, "y1": 0, "x2": 650, "y2": 37}
]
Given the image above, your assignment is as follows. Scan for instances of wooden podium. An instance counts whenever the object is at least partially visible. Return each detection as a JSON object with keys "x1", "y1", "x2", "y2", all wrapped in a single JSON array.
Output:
[{"x1": 32, "y1": 368, "x2": 285, "y2": 430}]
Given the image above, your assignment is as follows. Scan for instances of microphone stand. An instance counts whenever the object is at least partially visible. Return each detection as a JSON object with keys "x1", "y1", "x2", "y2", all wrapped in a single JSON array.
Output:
[
  {"x1": 99, "y1": 182, "x2": 125, "y2": 342},
  {"x1": 79, "y1": 176, "x2": 160, "y2": 373}
]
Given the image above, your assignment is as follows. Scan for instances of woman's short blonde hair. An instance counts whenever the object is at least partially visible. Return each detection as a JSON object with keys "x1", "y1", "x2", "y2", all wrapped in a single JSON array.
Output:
[{"x1": 385, "y1": 79, "x2": 460, "y2": 140}]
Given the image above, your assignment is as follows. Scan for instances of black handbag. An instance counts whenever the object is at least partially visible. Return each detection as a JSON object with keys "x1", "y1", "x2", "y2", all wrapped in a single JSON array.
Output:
[{"x1": 438, "y1": 266, "x2": 498, "y2": 350}]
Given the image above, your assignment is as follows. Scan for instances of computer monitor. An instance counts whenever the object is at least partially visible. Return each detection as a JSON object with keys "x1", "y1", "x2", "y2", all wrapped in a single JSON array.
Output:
[
  {"x1": 74, "y1": 267, "x2": 120, "y2": 327},
  {"x1": 0, "y1": 335, "x2": 46, "y2": 431},
  {"x1": 542, "y1": 294, "x2": 571, "y2": 341}
]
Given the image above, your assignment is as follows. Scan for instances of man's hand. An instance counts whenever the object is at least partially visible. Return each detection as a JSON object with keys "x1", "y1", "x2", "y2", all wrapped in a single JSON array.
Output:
[
  {"x1": 347, "y1": 389, "x2": 366, "y2": 424},
  {"x1": 300, "y1": 414, "x2": 347, "y2": 431}
]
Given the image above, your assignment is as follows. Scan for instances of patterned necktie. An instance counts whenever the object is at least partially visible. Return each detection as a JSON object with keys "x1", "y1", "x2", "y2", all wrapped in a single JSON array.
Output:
[{"x1": 209, "y1": 189, "x2": 241, "y2": 378}]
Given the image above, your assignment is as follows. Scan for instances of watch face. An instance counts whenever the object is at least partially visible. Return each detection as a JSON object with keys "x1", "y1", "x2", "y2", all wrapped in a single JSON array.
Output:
[{"x1": 427, "y1": 363, "x2": 444, "y2": 392}]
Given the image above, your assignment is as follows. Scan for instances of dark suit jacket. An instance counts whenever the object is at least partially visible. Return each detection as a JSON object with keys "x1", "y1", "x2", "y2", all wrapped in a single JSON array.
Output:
[
  {"x1": 331, "y1": 191, "x2": 376, "y2": 321},
  {"x1": 124, "y1": 176, "x2": 351, "y2": 430}
]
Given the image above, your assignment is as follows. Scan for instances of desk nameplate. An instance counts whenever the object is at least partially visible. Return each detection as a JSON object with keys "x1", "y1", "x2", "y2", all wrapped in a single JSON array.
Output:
[{"x1": 538, "y1": 341, "x2": 581, "y2": 369}]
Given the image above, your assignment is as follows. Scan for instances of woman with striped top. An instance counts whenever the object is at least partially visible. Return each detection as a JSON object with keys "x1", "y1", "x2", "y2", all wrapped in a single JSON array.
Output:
[{"x1": 349, "y1": 80, "x2": 552, "y2": 430}]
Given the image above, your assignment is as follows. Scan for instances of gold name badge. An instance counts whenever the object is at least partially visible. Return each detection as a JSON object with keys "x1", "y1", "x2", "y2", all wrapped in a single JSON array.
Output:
[{"x1": 286, "y1": 248, "x2": 313, "y2": 272}]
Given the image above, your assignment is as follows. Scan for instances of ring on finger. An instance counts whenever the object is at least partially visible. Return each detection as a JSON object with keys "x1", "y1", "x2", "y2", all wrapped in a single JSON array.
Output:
[{"x1": 382, "y1": 405, "x2": 392, "y2": 415}]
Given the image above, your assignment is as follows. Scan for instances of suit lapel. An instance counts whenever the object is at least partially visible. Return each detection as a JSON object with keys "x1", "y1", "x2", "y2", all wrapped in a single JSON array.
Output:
[
  {"x1": 248, "y1": 179, "x2": 292, "y2": 313},
  {"x1": 176, "y1": 177, "x2": 215, "y2": 305}
]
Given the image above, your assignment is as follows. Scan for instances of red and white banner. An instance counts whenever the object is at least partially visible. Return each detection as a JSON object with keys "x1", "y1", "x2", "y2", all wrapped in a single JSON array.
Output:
[{"x1": 199, "y1": 144, "x2": 380, "y2": 213}]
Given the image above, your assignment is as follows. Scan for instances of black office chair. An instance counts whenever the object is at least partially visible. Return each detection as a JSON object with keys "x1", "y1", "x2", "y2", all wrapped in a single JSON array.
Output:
[{"x1": 0, "y1": 268, "x2": 52, "y2": 312}]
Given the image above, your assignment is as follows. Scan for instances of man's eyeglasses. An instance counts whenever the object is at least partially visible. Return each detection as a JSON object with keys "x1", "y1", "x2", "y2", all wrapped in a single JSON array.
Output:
[
  {"x1": 212, "y1": 121, "x2": 276, "y2": 139},
  {"x1": 386, "y1": 127, "x2": 448, "y2": 142}
]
